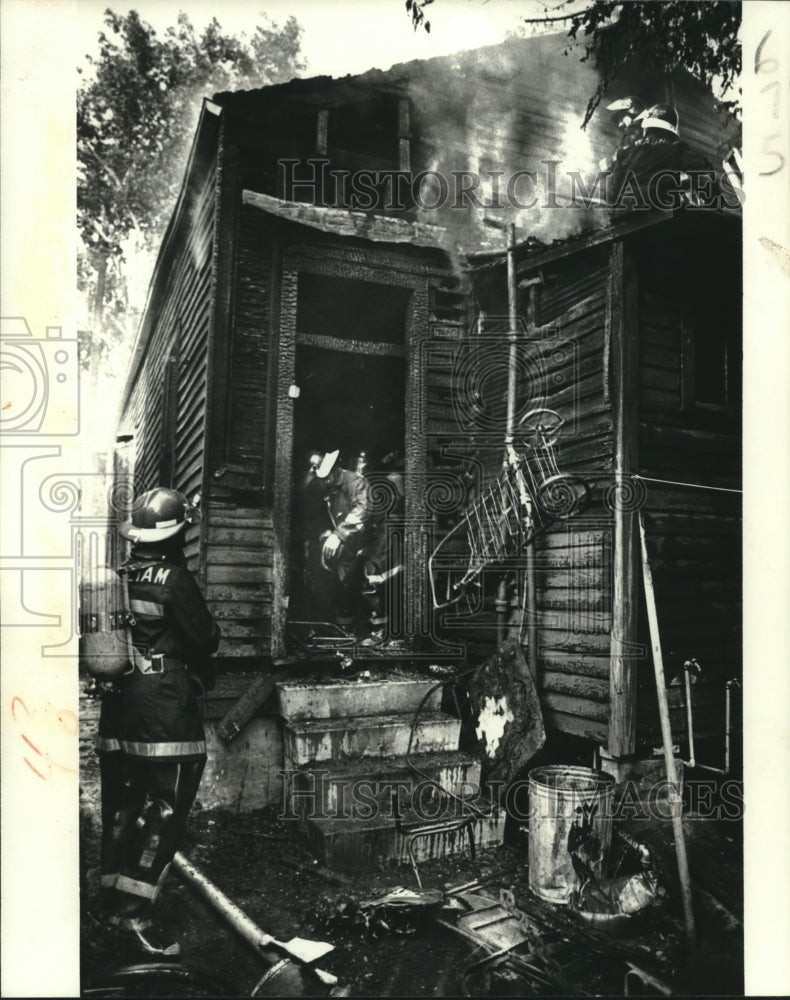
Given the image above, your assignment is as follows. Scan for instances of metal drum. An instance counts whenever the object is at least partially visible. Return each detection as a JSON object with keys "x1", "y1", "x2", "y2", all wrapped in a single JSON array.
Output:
[{"x1": 527, "y1": 764, "x2": 615, "y2": 904}]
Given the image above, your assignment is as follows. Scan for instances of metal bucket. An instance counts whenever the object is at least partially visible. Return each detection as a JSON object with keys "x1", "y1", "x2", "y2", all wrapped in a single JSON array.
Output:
[{"x1": 527, "y1": 764, "x2": 615, "y2": 905}]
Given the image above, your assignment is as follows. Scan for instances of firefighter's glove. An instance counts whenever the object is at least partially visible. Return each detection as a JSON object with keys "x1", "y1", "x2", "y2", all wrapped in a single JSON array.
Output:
[{"x1": 322, "y1": 532, "x2": 342, "y2": 563}]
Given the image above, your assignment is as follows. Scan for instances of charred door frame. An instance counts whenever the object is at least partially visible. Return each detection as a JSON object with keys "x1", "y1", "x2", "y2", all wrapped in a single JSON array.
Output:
[{"x1": 269, "y1": 237, "x2": 446, "y2": 658}]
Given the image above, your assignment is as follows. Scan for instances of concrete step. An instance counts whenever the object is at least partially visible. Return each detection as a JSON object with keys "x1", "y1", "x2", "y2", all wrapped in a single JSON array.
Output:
[
  {"x1": 283, "y1": 710, "x2": 460, "y2": 765},
  {"x1": 283, "y1": 750, "x2": 482, "y2": 822},
  {"x1": 277, "y1": 674, "x2": 442, "y2": 721},
  {"x1": 305, "y1": 810, "x2": 507, "y2": 871}
]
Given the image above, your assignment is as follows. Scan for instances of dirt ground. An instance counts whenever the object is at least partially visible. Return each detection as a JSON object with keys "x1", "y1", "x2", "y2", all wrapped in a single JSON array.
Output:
[{"x1": 79, "y1": 683, "x2": 744, "y2": 998}]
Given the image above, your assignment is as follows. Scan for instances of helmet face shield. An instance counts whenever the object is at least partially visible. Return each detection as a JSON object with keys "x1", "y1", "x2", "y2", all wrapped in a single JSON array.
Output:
[{"x1": 119, "y1": 487, "x2": 196, "y2": 542}]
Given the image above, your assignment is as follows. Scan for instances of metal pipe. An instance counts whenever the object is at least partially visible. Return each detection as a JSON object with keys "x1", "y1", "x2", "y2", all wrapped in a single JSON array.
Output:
[
  {"x1": 684, "y1": 661, "x2": 697, "y2": 768},
  {"x1": 497, "y1": 223, "x2": 519, "y2": 642},
  {"x1": 679, "y1": 668, "x2": 739, "y2": 776}
]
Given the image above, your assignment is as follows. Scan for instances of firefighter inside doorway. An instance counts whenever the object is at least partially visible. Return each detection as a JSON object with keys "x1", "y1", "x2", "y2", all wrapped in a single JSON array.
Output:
[{"x1": 300, "y1": 447, "x2": 405, "y2": 649}]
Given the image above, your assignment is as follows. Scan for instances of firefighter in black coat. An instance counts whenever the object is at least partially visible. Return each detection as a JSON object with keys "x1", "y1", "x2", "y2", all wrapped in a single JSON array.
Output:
[
  {"x1": 610, "y1": 103, "x2": 719, "y2": 215},
  {"x1": 98, "y1": 487, "x2": 220, "y2": 957},
  {"x1": 303, "y1": 449, "x2": 373, "y2": 630}
]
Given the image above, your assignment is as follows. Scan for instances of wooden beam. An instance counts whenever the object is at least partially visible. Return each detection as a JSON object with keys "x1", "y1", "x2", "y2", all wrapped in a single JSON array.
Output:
[
  {"x1": 217, "y1": 665, "x2": 294, "y2": 743},
  {"x1": 608, "y1": 239, "x2": 639, "y2": 757},
  {"x1": 639, "y1": 512, "x2": 697, "y2": 949},
  {"x1": 295, "y1": 331, "x2": 406, "y2": 357}
]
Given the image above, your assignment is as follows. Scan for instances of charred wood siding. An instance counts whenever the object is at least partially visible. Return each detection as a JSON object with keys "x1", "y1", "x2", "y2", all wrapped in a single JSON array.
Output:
[
  {"x1": 635, "y1": 263, "x2": 742, "y2": 749},
  {"x1": 205, "y1": 205, "x2": 276, "y2": 657},
  {"x1": 205, "y1": 503, "x2": 274, "y2": 658},
  {"x1": 532, "y1": 254, "x2": 613, "y2": 743},
  {"x1": 452, "y1": 250, "x2": 615, "y2": 743},
  {"x1": 534, "y1": 526, "x2": 613, "y2": 743},
  {"x1": 124, "y1": 160, "x2": 217, "y2": 573},
  {"x1": 226, "y1": 205, "x2": 274, "y2": 488}
]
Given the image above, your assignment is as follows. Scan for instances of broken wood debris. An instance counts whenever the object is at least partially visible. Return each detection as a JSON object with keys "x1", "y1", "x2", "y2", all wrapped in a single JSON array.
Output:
[{"x1": 314, "y1": 885, "x2": 445, "y2": 937}]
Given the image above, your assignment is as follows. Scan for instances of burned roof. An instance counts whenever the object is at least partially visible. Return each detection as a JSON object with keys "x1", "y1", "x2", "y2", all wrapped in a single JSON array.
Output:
[
  {"x1": 211, "y1": 32, "x2": 573, "y2": 107},
  {"x1": 465, "y1": 207, "x2": 741, "y2": 276}
]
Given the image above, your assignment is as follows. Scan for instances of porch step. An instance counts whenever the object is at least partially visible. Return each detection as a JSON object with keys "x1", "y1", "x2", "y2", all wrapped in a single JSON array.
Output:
[
  {"x1": 285, "y1": 750, "x2": 481, "y2": 821},
  {"x1": 283, "y1": 710, "x2": 460, "y2": 765},
  {"x1": 277, "y1": 675, "x2": 442, "y2": 721},
  {"x1": 305, "y1": 810, "x2": 507, "y2": 871},
  {"x1": 276, "y1": 672, "x2": 494, "y2": 873}
]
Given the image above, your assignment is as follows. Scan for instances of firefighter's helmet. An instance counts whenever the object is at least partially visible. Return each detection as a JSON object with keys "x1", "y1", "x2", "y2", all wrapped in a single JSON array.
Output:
[
  {"x1": 638, "y1": 103, "x2": 679, "y2": 137},
  {"x1": 315, "y1": 449, "x2": 340, "y2": 480},
  {"x1": 119, "y1": 487, "x2": 201, "y2": 543}
]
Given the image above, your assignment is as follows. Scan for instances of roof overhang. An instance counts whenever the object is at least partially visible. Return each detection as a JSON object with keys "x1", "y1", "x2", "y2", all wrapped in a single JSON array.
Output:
[{"x1": 242, "y1": 189, "x2": 450, "y2": 251}]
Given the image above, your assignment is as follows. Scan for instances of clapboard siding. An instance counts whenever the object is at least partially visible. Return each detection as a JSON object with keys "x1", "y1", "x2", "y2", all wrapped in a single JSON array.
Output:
[
  {"x1": 445, "y1": 249, "x2": 616, "y2": 741},
  {"x1": 121, "y1": 153, "x2": 217, "y2": 576},
  {"x1": 532, "y1": 524, "x2": 614, "y2": 730},
  {"x1": 206, "y1": 502, "x2": 274, "y2": 657},
  {"x1": 530, "y1": 261, "x2": 613, "y2": 745},
  {"x1": 634, "y1": 251, "x2": 742, "y2": 748},
  {"x1": 198, "y1": 202, "x2": 275, "y2": 650},
  {"x1": 225, "y1": 206, "x2": 274, "y2": 481},
  {"x1": 538, "y1": 264, "x2": 609, "y2": 326}
]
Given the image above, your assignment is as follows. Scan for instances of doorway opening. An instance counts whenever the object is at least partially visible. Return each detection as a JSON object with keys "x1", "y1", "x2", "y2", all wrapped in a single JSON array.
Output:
[{"x1": 289, "y1": 273, "x2": 409, "y2": 633}]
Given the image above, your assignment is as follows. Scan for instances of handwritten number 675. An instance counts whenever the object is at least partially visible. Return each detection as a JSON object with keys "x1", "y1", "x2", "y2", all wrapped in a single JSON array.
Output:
[{"x1": 756, "y1": 30, "x2": 785, "y2": 177}]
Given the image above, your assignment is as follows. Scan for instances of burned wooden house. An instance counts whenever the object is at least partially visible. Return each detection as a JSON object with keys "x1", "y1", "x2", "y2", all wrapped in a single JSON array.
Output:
[{"x1": 111, "y1": 31, "x2": 741, "y2": 827}]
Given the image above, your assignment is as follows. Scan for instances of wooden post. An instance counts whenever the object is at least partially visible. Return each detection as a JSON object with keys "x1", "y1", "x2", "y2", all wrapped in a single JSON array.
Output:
[
  {"x1": 639, "y1": 512, "x2": 697, "y2": 951},
  {"x1": 270, "y1": 255, "x2": 294, "y2": 660},
  {"x1": 608, "y1": 240, "x2": 639, "y2": 757},
  {"x1": 524, "y1": 283, "x2": 539, "y2": 679},
  {"x1": 497, "y1": 224, "x2": 518, "y2": 642},
  {"x1": 316, "y1": 109, "x2": 329, "y2": 156},
  {"x1": 398, "y1": 98, "x2": 411, "y2": 173}
]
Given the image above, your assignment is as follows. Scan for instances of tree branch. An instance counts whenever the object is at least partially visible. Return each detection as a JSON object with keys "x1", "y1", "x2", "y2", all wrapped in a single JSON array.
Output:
[
  {"x1": 519, "y1": 5, "x2": 597, "y2": 26},
  {"x1": 89, "y1": 216, "x2": 114, "y2": 246},
  {"x1": 82, "y1": 141, "x2": 124, "y2": 191}
]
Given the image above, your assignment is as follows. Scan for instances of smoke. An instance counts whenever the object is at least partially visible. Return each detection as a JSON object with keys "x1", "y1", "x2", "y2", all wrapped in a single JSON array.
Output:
[{"x1": 403, "y1": 33, "x2": 611, "y2": 251}]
